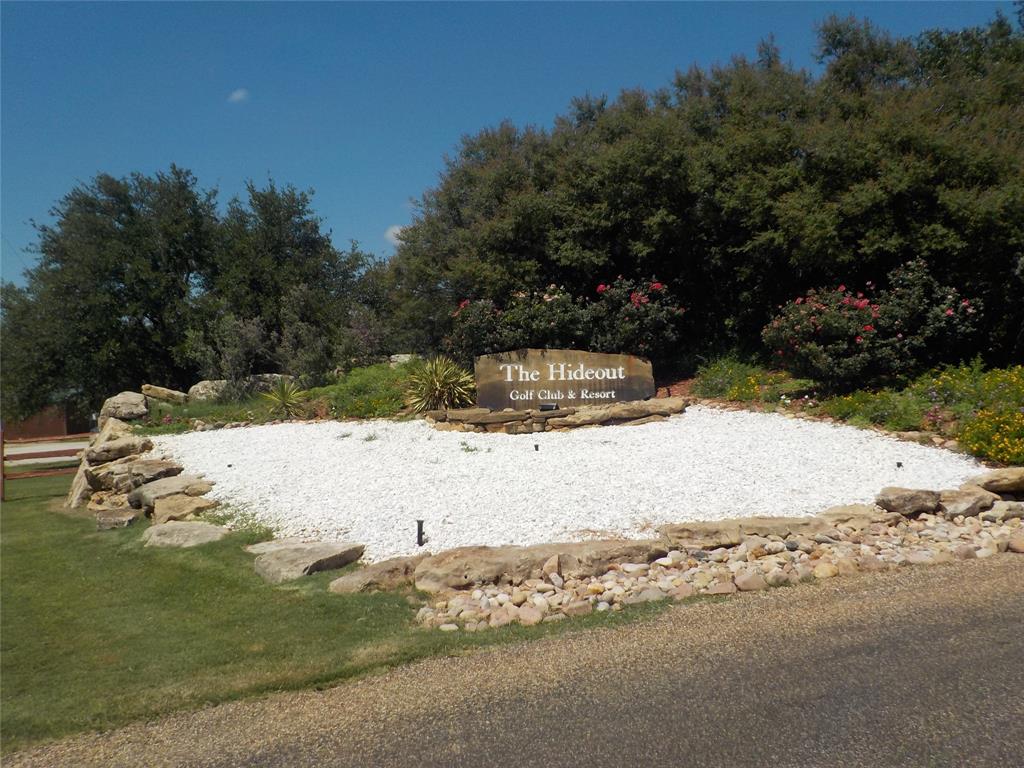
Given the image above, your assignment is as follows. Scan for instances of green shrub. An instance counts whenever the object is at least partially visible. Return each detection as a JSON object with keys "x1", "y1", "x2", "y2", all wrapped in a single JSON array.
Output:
[
  {"x1": 763, "y1": 260, "x2": 979, "y2": 392},
  {"x1": 405, "y1": 356, "x2": 476, "y2": 413},
  {"x1": 444, "y1": 278, "x2": 684, "y2": 365},
  {"x1": 818, "y1": 390, "x2": 929, "y2": 431},
  {"x1": 306, "y1": 363, "x2": 412, "y2": 419},
  {"x1": 958, "y1": 409, "x2": 1024, "y2": 465},
  {"x1": 260, "y1": 379, "x2": 308, "y2": 418},
  {"x1": 692, "y1": 358, "x2": 768, "y2": 398},
  {"x1": 692, "y1": 358, "x2": 814, "y2": 403}
]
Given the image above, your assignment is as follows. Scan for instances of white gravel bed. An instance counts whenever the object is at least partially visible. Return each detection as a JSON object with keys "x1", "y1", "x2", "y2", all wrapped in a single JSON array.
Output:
[{"x1": 151, "y1": 405, "x2": 982, "y2": 562}]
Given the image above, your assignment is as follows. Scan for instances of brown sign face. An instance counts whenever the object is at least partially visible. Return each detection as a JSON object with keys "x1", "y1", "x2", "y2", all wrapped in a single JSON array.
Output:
[{"x1": 474, "y1": 349, "x2": 655, "y2": 410}]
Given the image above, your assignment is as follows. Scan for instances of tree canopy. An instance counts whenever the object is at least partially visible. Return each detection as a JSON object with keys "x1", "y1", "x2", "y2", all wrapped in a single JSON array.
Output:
[
  {"x1": 385, "y1": 13, "x2": 1024, "y2": 366},
  {"x1": 2, "y1": 13, "x2": 1022, "y2": 419}
]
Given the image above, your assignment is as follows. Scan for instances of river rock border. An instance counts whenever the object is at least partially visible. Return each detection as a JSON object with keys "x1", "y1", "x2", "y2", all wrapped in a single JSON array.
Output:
[{"x1": 399, "y1": 471, "x2": 1024, "y2": 631}]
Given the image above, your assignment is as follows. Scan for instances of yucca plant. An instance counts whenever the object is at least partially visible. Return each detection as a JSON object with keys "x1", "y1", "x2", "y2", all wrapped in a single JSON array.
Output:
[
  {"x1": 260, "y1": 378, "x2": 308, "y2": 418},
  {"x1": 406, "y1": 356, "x2": 476, "y2": 412}
]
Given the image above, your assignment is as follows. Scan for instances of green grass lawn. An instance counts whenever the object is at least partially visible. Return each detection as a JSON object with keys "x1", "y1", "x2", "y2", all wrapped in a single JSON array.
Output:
[{"x1": 0, "y1": 475, "x2": 661, "y2": 753}]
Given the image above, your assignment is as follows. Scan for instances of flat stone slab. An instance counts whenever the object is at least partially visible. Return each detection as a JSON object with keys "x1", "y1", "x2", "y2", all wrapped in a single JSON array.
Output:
[
  {"x1": 413, "y1": 539, "x2": 666, "y2": 593},
  {"x1": 964, "y1": 467, "x2": 1024, "y2": 494},
  {"x1": 141, "y1": 384, "x2": 188, "y2": 404},
  {"x1": 875, "y1": 487, "x2": 941, "y2": 516},
  {"x1": 253, "y1": 542, "x2": 366, "y2": 584},
  {"x1": 939, "y1": 488, "x2": 1000, "y2": 518},
  {"x1": 99, "y1": 391, "x2": 149, "y2": 426},
  {"x1": 152, "y1": 494, "x2": 219, "y2": 525},
  {"x1": 96, "y1": 507, "x2": 144, "y2": 530},
  {"x1": 85, "y1": 436, "x2": 153, "y2": 465},
  {"x1": 128, "y1": 475, "x2": 214, "y2": 511},
  {"x1": 85, "y1": 455, "x2": 142, "y2": 492},
  {"x1": 244, "y1": 537, "x2": 307, "y2": 555},
  {"x1": 142, "y1": 521, "x2": 228, "y2": 548},
  {"x1": 129, "y1": 459, "x2": 184, "y2": 487},
  {"x1": 328, "y1": 553, "x2": 427, "y2": 594}
]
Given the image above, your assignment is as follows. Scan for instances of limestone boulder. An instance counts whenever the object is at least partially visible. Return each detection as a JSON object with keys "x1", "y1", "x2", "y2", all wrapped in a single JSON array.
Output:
[
  {"x1": 939, "y1": 487, "x2": 1000, "y2": 518},
  {"x1": 252, "y1": 541, "x2": 365, "y2": 584},
  {"x1": 141, "y1": 384, "x2": 188, "y2": 404},
  {"x1": 548, "y1": 397, "x2": 686, "y2": 428},
  {"x1": 93, "y1": 417, "x2": 133, "y2": 446},
  {"x1": 188, "y1": 374, "x2": 292, "y2": 402},
  {"x1": 328, "y1": 553, "x2": 428, "y2": 594},
  {"x1": 129, "y1": 459, "x2": 184, "y2": 487},
  {"x1": 95, "y1": 507, "x2": 144, "y2": 530},
  {"x1": 65, "y1": 462, "x2": 93, "y2": 509},
  {"x1": 142, "y1": 521, "x2": 228, "y2": 548},
  {"x1": 875, "y1": 487, "x2": 941, "y2": 516},
  {"x1": 85, "y1": 455, "x2": 141, "y2": 492},
  {"x1": 188, "y1": 379, "x2": 228, "y2": 402},
  {"x1": 963, "y1": 467, "x2": 1024, "y2": 495},
  {"x1": 444, "y1": 408, "x2": 491, "y2": 423},
  {"x1": 816, "y1": 504, "x2": 902, "y2": 530},
  {"x1": 659, "y1": 520, "x2": 742, "y2": 549},
  {"x1": 128, "y1": 474, "x2": 214, "y2": 511},
  {"x1": 737, "y1": 516, "x2": 828, "y2": 538},
  {"x1": 412, "y1": 539, "x2": 665, "y2": 593},
  {"x1": 151, "y1": 494, "x2": 219, "y2": 525},
  {"x1": 85, "y1": 436, "x2": 152, "y2": 465},
  {"x1": 99, "y1": 391, "x2": 148, "y2": 427}
]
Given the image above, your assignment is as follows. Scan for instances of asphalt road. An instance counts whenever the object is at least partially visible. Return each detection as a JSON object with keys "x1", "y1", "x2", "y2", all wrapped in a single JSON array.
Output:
[{"x1": 10, "y1": 556, "x2": 1023, "y2": 768}]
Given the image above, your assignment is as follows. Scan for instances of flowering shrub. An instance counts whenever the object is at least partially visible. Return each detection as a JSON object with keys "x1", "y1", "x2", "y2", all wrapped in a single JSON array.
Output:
[
  {"x1": 585, "y1": 277, "x2": 684, "y2": 360},
  {"x1": 762, "y1": 260, "x2": 979, "y2": 391},
  {"x1": 959, "y1": 409, "x2": 1024, "y2": 465},
  {"x1": 444, "y1": 278, "x2": 684, "y2": 363}
]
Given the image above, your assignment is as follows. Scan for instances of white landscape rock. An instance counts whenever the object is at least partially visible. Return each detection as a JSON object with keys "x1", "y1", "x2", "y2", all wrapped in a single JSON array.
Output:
[{"x1": 153, "y1": 406, "x2": 983, "y2": 563}]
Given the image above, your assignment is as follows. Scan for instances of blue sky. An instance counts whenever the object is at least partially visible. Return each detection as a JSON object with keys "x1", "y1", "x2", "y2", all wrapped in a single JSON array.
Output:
[{"x1": 1, "y1": 1, "x2": 1012, "y2": 284}]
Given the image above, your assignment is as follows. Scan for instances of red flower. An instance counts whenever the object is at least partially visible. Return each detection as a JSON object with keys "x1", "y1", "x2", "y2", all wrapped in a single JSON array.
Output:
[
  {"x1": 863, "y1": 324, "x2": 875, "y2": 332},
  {"x1": 795, "y1": 297, "x2": 803, "y2": 305},
  {"x1": 837, "y1": 284, "x2": 846, "y2": 292},
  {"x1": 650, "y1": 282, "x2": 664, "y2": 291},
  {"x1": 596, "y1": 284, "x2": 608, "y2": 294},
  {"x1": 458, "y1": 299, "x2": 470, "y2": 309},
  {"x1": 855, "y1": 336, "x2": 863, "y2": 344}
]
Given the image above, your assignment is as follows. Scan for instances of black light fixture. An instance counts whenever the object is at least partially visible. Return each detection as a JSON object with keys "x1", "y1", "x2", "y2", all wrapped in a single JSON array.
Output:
[{"x1": 416, "y1": 520, "x2": 425, "y2": 546}]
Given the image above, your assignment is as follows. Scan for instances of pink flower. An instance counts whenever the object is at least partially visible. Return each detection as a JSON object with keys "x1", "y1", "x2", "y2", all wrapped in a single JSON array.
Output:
[
  {"x1": 795, "y1": 297, "x2": 803, "y2": 305},
  {"x1": 961, "y1": 299, "x2": 970, "y2": 306},
  {"x1": 596, "y1": 284, "x2": 608, "y2": 294},
  {"x1": 945, "y1": 308, "x2": 954, "y2": 316},
  {"x1": 838, "y1": 284, "x2": 846, "y2": 292},
  {"x1": 855, "y1": 336, "x2": 863, "y2": 344}
]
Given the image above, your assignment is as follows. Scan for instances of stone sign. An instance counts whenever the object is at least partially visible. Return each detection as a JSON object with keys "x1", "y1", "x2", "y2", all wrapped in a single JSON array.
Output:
[{"x1": 474, "y1": 349, "x2": 655, "y2": 410}]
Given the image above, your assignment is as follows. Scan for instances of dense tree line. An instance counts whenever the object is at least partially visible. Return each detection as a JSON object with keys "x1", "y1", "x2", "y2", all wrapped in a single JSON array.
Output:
[
  {"x1": 388, "y1": 13, "x2": 1024, "y2": 369},
  {"x1": 2, "y1": 13, "x2": 1022, "y2": 419},
  {"x1": 0, "y1": 168, "x2": 387, "y2": 420}
]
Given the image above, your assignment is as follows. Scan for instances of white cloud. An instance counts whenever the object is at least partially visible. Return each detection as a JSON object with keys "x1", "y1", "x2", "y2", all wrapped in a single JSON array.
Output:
[
  {"x1": 385, "y1": 225, "x2": 405, "y2": 246},
  {"x1": 227, "y1": 88, "x2": 250, "y2": 104}
]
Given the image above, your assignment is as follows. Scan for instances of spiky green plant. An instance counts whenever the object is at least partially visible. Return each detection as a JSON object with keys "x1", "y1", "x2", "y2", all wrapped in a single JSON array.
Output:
[
  {"x1": 260, "y1": 378, "x2": 308, "y2": 418},
  {"x1": 406, "y1": 356, "x2": 476, "y2": 412}
]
